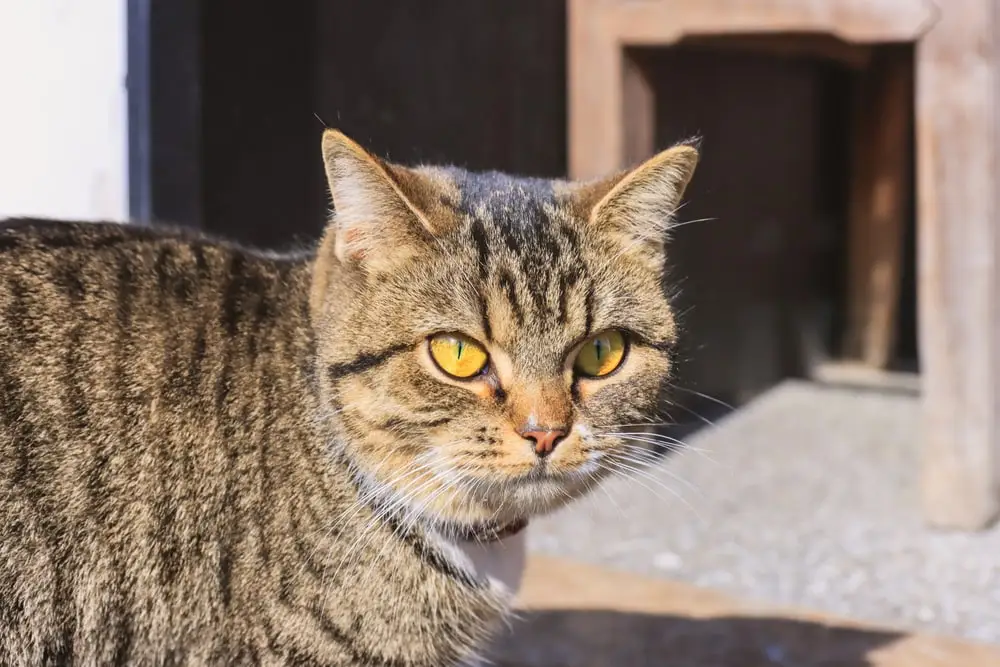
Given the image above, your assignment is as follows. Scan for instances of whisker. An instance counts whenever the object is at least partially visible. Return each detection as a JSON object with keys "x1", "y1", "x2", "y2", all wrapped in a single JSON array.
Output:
[
  {"x1": 601, "y1": 433, "x2": 717, "y2": 463},
  {"x1": 332, "y1": 460, "x2": 429, "y2": 535},
  {"x1": 594, "y1": 422, "x2": 671, "y2": 433},
  {"x1": 593, "y1": 440, "x2": 704, "y2": 493},
  {"x1": 349, "y1": 464, "x2": 455, "y2": 587},
  {"x1": 609, "y1": 452, "x2": 704, "y2": 498},
  {"x1": 669, "y1": 216, "x2": 717, "y2": 230},
  {"x1": 665, "y1": 400, "x2": 724, "y2": 430},
  {"x1": 307, "y1": 455, "x2": 426, "y2": 589},
  {"x1": 597, "y1": 459, "x2": 702, "y2": 521},
  {"x1": 329, "y1": 461, "x2": 438, "y2": 584},
  {"x1": 586, "y1": 472, "x2": 627, "y2": 520},
  {"x1": 599, "y1": 433, "x2": 687, "y2": 454},
  {"x1": 669, "y1": 385, "x2": 736, "y2": 411}
]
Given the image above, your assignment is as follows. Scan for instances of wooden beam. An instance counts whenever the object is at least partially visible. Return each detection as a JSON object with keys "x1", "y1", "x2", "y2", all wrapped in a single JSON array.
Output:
[
  {"x1": 568, "y1": 0, "x2": 626, "y2": 180},
  {"x1": 607, "y1": 0, "x2": 937, "y2": 46},
  {"x1": 621, "y1": 50, "x2": 656, "y2": 167},
  {"x1": 568, "y1": 0, "x2": 934, "y2": 181},
  {"x1": 679, "y1": 33, "x2": 874, "y2": 70},
  {"x1": 844, "y1": 46, "x2": 913, "y2": 369},
  {"x1": 917, "y1": 0, "x2": 1000, "y2": 529},
  {"x1": 566, "y1": 0, "x2": 999, "y2": 532}
]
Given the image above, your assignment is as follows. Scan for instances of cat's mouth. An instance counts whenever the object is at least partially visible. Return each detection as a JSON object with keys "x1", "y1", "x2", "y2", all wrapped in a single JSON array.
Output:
[
  {"x1": 471, "y1": 460, "x2": 603, "y2": 518},
  {"x1": 518, "y1": 459, "x2": 582, "y2": 483}
]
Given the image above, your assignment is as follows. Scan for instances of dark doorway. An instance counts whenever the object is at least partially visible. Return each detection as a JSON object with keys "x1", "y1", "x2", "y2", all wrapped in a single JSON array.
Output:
[
  {"x1": 127, "y1": 0, "x2": 567, "y2": 250},
  {"x1": 127, "y1": 5, "x2": 917, "y2": 412}
]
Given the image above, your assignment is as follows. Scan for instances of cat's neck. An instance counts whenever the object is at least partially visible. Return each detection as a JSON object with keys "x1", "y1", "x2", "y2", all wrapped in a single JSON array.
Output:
[{"x1": 333, "y1": 444, "x2": 526, "y2": 540}]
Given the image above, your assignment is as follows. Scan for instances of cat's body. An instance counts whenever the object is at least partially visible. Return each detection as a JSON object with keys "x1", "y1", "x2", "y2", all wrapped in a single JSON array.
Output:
[
  {"x1": 0, "y1": 219, "x2": 513, "y2": 665},
  {"x1": 0, "y1": 130, "x2": 698, "y2": 665}
]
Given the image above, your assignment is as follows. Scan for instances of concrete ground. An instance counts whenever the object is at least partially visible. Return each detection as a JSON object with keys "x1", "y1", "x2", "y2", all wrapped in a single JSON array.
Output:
[{"x1": 527, "y1": 379, "x2": 1000, "y2": 645}]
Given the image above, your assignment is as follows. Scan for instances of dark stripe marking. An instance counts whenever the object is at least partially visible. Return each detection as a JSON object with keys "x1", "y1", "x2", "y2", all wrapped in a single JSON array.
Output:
[
  {"x1": 64, "y1": 324, "x2": 88, "y2": 430},
  {"x1": 115, "y1": 256, "x2": 135, "y2": 329},
  {"x1": 53, "y1": 261, "x2": 86, "y2": 303},
  {"x1": 379, "y1": 416, "x2": 452, "y2": 432},
  {"x1": 0, "y1": 234, "x2": 21, "y2": 252},
  {"x1": 221, "y1": 254, "x2": 247, "y2": 337},
  {"x1": 0, "y1": 352, "x2": 36, "y2": 493},
  {"x1": 477, "y1": 298, "x2": 492, "y2": 342},
  {"x1": 497, "y1": 271, "x2": 523, "y2": 327},
  {"x1": 6, "y1": 278, "x2": 29, "y2": 341},
  {"x1": 469, "y1": 220, "x2": 490, "y2": 278},
  {"x1": 557, "y1": 274, "x2": 569, "y2": 324},
  {"x1": 327, "y1": 343, "x2": 409, "y2": 381},
  {"x1": 469, "y1": 221, "x2": 494, "y2": 340},
  {"x1": 154, "y1": 244, "x2": 173, "y2": 293}
]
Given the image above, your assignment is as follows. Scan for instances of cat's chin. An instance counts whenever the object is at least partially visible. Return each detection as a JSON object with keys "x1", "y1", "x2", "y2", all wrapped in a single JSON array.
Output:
[
  {"x1": 508, "y1": 473, "x2": 597, "y2": 513},
  {"x1": 449, "y1": 467, "x2": 606, "y2": 526},
  {"x1": 357, "y1": 451, "x2": 611, "y2": 532}
]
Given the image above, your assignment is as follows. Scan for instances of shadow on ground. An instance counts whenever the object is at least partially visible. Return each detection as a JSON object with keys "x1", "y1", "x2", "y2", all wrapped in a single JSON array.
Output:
[{"x1": 489, "y1": 608, "x2": 901, "y2": 667}]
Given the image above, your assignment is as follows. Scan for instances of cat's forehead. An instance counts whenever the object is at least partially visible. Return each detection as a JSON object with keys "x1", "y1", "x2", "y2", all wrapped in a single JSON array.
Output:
[
  {"x1": 383, "y1": 165, "x2": 673, "y2": 372},
  {"x1": 437, "y1": 167, "x2": 563, "y2": 230},
  {"x1": 414, "y1": 168, "x2": 604, "y2": 366},
  {"x1": 445, "y1": 168, "x2": 554, "y2": 208}
]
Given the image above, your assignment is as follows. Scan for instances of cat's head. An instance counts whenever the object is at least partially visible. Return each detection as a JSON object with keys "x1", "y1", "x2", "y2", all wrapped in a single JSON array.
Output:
[{"x1": 310, "y1": 130, "x2": 698, "y2": 532}]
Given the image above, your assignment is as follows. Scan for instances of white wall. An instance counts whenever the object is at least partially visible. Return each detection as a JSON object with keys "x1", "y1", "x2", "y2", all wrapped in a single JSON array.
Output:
[{"x1": 0, "y1": 0, "x2": 127, "y2": 221}]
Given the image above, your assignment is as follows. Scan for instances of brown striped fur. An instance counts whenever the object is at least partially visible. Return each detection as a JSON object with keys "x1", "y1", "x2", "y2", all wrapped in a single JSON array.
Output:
[{"x1": 0, "y1": 130, "x2": 698, "y2": 665}]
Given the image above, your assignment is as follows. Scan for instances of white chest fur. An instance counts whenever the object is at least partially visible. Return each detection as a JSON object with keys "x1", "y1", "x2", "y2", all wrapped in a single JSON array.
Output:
[
  {"x1": 432, "y1": 524, "x2": 529, "y2": 599},
  {"x1": 448, "y1": 527, "x2": 528, "y2": 667},
  {"x1": 455, "y1": 526, "x2": 528, "y2": 595}
]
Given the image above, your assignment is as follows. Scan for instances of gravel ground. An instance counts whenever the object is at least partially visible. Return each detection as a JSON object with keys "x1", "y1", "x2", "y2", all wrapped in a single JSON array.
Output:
[{"x1": 528, "y1": 379, "x2": 1000, "y2": 645}]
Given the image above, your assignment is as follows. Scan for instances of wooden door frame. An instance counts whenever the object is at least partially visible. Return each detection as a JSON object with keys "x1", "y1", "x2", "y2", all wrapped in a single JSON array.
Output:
[{"x1": 568, "y1": 0, "x2": 999, "y2": 530}]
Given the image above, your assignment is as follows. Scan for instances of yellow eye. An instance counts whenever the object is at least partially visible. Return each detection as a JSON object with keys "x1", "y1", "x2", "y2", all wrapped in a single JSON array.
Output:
[
  {"x1": 574, "y1": 330, "x2": 627, "y2": 377},
  {"x1": 429, "y1": 333, "x2": 489, "y2": 379}
]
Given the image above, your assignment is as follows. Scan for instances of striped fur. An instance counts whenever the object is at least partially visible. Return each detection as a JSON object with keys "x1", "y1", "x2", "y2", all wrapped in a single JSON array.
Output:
[{"x1": 0, "y1": 130, "x2": 698, "y2": 665}]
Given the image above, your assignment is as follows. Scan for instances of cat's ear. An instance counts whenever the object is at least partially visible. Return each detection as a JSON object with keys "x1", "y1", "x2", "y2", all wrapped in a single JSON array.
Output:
[
  {"x1": 319, "y1": 129, "x2": 453, "y2": 274},
  {"x1": 575, "y1": 139, "x2": 699, "y2": 263}
]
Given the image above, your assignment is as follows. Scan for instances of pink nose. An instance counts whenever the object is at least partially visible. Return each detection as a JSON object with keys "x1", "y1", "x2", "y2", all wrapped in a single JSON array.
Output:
[{"x1": 519, "y1": 428, "x2": 567, "y2": 458}]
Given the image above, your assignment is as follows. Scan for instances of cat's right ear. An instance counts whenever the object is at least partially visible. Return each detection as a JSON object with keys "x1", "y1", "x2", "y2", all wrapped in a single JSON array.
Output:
[
  {"x1": 572, "y1": 140, "x2": 700, "y2": 267},
  {"x1": 318, "y1": 130, "x2": 449, "y2": 275}
]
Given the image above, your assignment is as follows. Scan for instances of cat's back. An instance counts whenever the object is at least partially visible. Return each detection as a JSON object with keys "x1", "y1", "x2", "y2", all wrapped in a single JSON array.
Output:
[
  {"x1": 0, "y1": 215, "x2": 216, "y2": 275},
  {"x1": 0, "y1": 217, "x2": 319, "y2": 664},
  {"x1": 0, "y1": 217, "x2": 280, "y2": 330},
  {"x1": 0, "y1": 215, "x2": 311, "y2": 358},
  {"x1": 0, "y1": 215, "x2": 316, "y2": 502},
  {"x1": 0, "y1": 217, "x2": 240, "y2": 434},
  {"x1": 0, "y1": 217, "x2": 313, "y2": 431},
  {"x1": 0, "y1": 216, "x2": 299, "y2": 308}
]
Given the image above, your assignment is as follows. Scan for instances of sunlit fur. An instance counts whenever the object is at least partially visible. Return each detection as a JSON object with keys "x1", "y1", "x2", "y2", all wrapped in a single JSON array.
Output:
[
  {"x1": 312, "y1": 130, "x2": 699, "y2": 538},
  {"x1": 0, "y1": 130, "x2": 697, "y2": 665}
]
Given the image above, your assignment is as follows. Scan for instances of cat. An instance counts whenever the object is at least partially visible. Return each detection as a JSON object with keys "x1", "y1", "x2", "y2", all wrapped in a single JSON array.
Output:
[{"x1": 0, "y1": 128, "x2": 698, "y2": 665}]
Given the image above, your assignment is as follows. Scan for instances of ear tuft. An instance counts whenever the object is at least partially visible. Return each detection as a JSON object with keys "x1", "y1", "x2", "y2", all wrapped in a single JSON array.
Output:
[
  {"x1": 321, "y1": 130, "x2": 434, "y2": 272},
  {"x1": 581, "y1": 139, "x2": 700, "y2": 262}
]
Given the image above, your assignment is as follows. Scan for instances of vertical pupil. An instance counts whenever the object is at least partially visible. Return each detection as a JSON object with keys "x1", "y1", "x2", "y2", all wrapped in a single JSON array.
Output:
[
  {"x1": 456, "y1": 340, "x2": 465, "y2": 360},
  {"x1": 595, "y1": 338, "x2": 605, "y2": 361}
]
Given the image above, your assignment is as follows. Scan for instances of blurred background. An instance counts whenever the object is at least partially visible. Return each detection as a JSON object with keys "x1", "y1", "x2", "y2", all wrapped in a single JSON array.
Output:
[
  {"x1": 0, "y1": 0, "x2": 910, "y2": 407},
  {"x1": 0, "y1": 0, "x2": 997, "y2": 660}
]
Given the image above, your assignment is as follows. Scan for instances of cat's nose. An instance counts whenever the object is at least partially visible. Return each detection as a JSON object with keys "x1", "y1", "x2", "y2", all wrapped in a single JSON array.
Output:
[{"x1": 519, "y1": 427, "x2": 567, "y2": 458}]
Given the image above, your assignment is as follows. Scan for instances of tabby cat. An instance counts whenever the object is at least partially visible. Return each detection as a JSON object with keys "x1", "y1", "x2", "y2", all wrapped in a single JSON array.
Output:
[{"x1": 0, "y1": 129, "x2": 698, "y2": 665}]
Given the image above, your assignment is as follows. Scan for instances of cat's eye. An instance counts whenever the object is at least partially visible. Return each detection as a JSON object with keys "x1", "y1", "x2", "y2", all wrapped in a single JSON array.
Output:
[
  {"x1": 428, "y1": 333, "x2": 489, "y2": 379},
  {"x1": 574, "y1": 330, "x2": 627, "y2": 378}
]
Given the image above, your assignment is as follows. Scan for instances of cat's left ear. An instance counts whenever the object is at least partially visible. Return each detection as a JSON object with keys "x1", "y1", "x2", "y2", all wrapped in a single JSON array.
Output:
[
  {"x1": 318, "y1": 129, "x2": 456, "y2": 274},
  {"x1": 573, "y1": 140, "x2": 700, "y2": 264}
]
